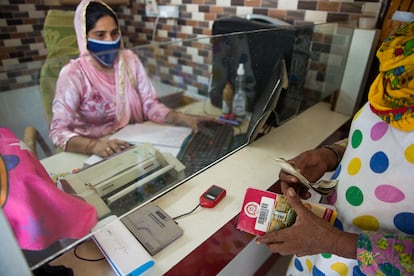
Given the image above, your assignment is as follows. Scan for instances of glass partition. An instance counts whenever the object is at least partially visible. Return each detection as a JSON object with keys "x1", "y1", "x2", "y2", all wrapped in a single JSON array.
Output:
[{"x1": 0, "y1": 21, "x2": 356, "y2": 270}]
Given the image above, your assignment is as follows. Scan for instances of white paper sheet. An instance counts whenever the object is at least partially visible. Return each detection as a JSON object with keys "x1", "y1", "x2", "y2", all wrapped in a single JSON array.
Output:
[
  {"x1": 83, "y1": 122, "x2": 191, "y2": 166},
  {"x1": 110, "y1": 122, "x2": 192, "y2": 148}
]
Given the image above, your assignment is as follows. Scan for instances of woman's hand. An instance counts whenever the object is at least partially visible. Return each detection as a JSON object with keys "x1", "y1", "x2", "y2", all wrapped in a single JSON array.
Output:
[
  {"x1": 279, "y1": 148, "x2": 334, "y2": 198},
  {"x1": 66, "y1": 136, "x2": 130, "y2": 157},
  {"x1": 93, "y1": 138, "x2": 130, "y2": 157},
  {"x1": 256, "y1": 188, "x2": 357, "y2": 258}
]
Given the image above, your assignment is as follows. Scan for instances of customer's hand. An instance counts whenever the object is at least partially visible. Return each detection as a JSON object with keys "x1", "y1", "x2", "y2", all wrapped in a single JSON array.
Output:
[
  {"x1": 279, "y1": 148, "x2": 330, "y2": 199},
  {"x1": 256, "y1": 188, "x2": 341, "y2": 256},
  {"x1": 94, "y1": 138, "x2": 130, "y2": 157},
  {"x1": 257, "y1": 188, "x2": 358, "y2": 259}
]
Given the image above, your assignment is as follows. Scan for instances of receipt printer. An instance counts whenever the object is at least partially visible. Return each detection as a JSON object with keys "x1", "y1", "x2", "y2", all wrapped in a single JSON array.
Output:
[{"x1": 60, "y1": 144, "x2": 185, "y2": 218}]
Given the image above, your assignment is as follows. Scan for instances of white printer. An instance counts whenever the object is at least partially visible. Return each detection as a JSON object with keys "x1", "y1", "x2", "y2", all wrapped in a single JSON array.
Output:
[{"x1": 59, "y1": 144, "x2": 185, "y2": 218}]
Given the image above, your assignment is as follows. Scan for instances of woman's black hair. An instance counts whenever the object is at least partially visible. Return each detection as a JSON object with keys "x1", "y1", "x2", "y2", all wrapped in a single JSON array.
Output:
[{"x1": 86, "y1": 2, "x2": 118, "y2": 34}]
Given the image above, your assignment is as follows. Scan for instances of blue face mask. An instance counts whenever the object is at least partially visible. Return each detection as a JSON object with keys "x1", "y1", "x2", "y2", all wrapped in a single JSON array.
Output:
[{"x1": 87, "y1": 36, "x2": 121, "y2": 67}]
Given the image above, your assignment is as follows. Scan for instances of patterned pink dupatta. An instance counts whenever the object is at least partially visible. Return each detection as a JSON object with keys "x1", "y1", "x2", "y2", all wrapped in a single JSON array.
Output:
[{"x1": 0, "y1": 128, "x2": 97, "y2": 250}]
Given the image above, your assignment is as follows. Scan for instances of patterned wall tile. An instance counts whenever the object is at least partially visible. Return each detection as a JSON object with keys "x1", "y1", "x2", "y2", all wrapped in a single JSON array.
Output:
[
  {"x1": 268, "y1": 9, "x2": 288, "y2": 21},
  {"x1": 298, "y1": 1, "x2": 318, "y2": 11},
  {"x1": 278, "y1": 0, "x2": 299, "y2": 10},
  {"x1": 327, "y1": 12, "x2": 351, "y2": 23},
  {"x1": 305, "y1": 10, "x2": 328, "y2": 24},
  {"x1": 286, "y1": 10, "x2": 306, "y2": 22},
  {"x1": 362, "y1": 2, "x2": 381, "y2": 15},
  {"x1": 231, "y1": 0, "x2": 245, "y2": 6},
  {"x1": 340, "y1": 2, "x2": 364, "y2": 13},
  {"x1": 245, "y1": 0, "x2": 261, "y2": 7},
  {"x1": 262, "y1": 0, "x2": 278, "y2": 8},
  {"x1": 1, "y1": 0, "x2": 385, "y2": 96},
  {"x1": 317, "y1": 1, "x2": 341, "y2": 12}
]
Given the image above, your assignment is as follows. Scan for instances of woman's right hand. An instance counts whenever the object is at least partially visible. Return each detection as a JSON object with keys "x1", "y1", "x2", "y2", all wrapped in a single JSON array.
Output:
[
  {"x1": 279, "y1": 148, "x2": 331, "y2": 199},
  {"x1": 93, "y1": 138, "x2": 131, "y2": 157}
]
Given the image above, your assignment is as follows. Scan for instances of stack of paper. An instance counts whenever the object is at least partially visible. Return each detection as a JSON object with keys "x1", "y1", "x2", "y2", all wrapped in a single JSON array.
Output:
[
  {"x1": 110, "y1": 122, "x2": 192, "y2": 156},
  {"x1": 83, "y1": 122, "x2": 192, "y2": 166}
]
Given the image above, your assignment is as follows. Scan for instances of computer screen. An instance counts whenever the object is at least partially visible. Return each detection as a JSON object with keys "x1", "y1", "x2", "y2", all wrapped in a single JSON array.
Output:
[
  {"x1": 246, "y1": 57, "x2": 287, "y2": 143},
  {"x1": 209, "y1": 16, "x2": 295, "y2": 112}
]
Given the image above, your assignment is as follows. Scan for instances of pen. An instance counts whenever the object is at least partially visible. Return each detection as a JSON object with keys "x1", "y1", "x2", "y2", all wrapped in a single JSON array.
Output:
[{"x1": 218, "y1": 115, "x2": 241, "y2": 126}]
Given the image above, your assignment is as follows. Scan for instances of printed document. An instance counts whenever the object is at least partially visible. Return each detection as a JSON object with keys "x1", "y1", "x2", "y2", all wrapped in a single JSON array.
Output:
[{"x1": 83, "y1": 122, "x2": 192, "y2": 166}]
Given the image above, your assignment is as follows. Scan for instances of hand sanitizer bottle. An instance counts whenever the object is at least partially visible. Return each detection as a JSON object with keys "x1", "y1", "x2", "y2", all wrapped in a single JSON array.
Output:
[{"x1": 232, "y1": 63, "x2": 247, "y2": 120}]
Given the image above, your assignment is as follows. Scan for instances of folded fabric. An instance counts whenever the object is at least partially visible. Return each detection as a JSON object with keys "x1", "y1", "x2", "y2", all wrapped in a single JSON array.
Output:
[{"x1": 0, "y1": 128, "x2": 97, "y2": 250}]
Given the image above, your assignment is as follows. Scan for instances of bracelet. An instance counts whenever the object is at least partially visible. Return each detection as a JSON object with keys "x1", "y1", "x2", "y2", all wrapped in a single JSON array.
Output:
[
  {"x1": 85, "y1": 138, "x2": 99, "y2": 155},
  {"x1": 335, "y1": 138, "x2": 348, "y2": 148},
  {"x1": 323, "y1": 144, "x2": 341, "y2": 167}
]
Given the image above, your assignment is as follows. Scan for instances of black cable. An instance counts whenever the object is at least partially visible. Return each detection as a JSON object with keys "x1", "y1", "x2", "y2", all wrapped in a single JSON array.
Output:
[
  {"x1": 172, "y1": 203, "x2": 201, "y2": 220},
  {"x1": 73, "y1": 240, "x2": 105, "y2": 262}
]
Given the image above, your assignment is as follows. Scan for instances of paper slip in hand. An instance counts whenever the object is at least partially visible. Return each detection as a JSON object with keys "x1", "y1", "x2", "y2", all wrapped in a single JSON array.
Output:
[
  {"x1": 111, "y1": 122, "x2": 192, "y2": 148},
  {"x1": 273, "y1": 157, "x2": 337, "y2": 196}
]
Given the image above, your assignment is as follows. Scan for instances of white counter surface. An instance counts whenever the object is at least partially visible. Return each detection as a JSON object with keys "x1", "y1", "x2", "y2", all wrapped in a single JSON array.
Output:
[{"x1": 46, "y1": 102, "x2": 349, "y2": 275}]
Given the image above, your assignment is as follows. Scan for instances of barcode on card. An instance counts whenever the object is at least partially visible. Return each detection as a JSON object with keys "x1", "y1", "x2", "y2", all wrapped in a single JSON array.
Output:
[
  {"x1": 254, "y1": 196, "x2": 275, "y2": 232},
  {"x1": 257, "y1": 203, "x2": 269, "y2": 224}
]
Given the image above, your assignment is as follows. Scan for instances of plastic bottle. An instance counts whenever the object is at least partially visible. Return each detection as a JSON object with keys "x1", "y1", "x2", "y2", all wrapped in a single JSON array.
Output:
[
  {"x1": 222, "y1": 81, "x2": 234, "y2": 114},
  {"x1": 232, "y1": 63, "x2": 247, "y2": 120}
]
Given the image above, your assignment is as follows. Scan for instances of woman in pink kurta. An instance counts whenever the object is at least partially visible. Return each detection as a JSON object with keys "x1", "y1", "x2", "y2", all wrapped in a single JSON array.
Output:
[{"x1": 50, "y1": 0, "x2": 205, "y2": 157}]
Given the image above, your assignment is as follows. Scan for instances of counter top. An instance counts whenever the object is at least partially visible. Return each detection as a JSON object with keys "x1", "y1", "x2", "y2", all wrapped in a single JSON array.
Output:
[{"x1": 48, "y1": 101, "x2": 349, "y2": 275}]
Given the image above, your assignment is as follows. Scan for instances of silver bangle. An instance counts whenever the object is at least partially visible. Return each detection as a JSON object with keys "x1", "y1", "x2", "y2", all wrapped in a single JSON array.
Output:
[{"x1": 323, "y1": 144, "x2": 341, "y2": 166}]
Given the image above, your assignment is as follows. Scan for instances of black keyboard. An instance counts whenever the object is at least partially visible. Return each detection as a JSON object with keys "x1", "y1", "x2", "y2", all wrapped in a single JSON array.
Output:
[{"x1": 177, "y1": 122, "x2": 234, "y2": 176}]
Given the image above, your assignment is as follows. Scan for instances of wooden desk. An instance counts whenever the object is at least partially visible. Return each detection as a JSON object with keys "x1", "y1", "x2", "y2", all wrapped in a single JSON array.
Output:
[{"x1": 46, "y1": 102, "x2": 349, "y2": 275}]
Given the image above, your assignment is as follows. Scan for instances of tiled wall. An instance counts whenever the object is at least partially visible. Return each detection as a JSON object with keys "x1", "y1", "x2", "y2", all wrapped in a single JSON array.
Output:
[{"x1": 0, "y1": 0, "x2": 384, "y2": 96}]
